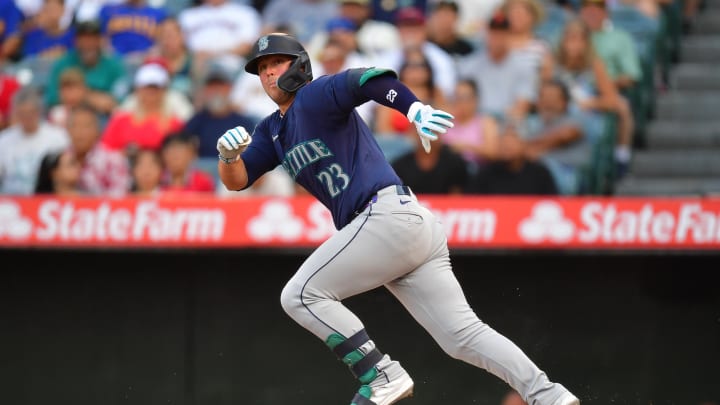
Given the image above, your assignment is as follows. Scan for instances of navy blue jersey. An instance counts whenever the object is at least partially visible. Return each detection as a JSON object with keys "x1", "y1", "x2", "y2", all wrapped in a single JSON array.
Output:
[{"x1": 241, "y1": 69, "x2": 403, "y2": 230}]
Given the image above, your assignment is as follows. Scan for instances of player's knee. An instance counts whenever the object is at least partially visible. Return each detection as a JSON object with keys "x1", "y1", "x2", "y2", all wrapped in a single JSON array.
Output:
[
  {"x1": 439, "y1": 340, "x2": 467, "y2": 360},
  {"x1": 280, "y1": 280, "x2": 302, "y2": 316}
]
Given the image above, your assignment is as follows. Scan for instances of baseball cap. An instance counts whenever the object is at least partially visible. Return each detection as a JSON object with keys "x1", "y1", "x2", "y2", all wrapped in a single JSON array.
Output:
[
  {"x1": 134, "y1": 63, "x2": 170, "y2": 88},
  {"x1": 203, "y1": 65, "x2": 234, "y2": 84},
  {"x1": 395, "y1": 7, "x2": 426, "y2": 26},
  {"x1": 488, "y1": 11, "x2": 511, "y2": 31},
  {"x1": 581, "y1": 0, "x2": 606, "y2": 7},
  {"x1": 74, "y1": 20, "x2": 102, "y2": 35},
  {"x1": 325, "y1": 16, "x2": 357, "y2": 32}
]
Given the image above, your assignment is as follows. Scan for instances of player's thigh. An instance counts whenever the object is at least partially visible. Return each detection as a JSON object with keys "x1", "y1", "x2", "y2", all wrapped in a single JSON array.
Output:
[
  {"x1": 288, "y1": 207, "x2": 432, "y2": 301},
  {"x1": 385, "y1": 241, "x2": 480, "y2": 340}
]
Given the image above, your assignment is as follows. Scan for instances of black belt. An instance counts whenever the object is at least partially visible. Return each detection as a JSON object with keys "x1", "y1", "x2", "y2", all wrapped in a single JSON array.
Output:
[{"x1": 394, "y1": 185, "x2": 412, "y2": 196}]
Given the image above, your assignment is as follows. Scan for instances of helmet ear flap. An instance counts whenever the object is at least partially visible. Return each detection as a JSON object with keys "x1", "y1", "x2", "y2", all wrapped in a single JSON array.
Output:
[{"x1": 277, "y1": 52, "x2": 313, "y2": 93}]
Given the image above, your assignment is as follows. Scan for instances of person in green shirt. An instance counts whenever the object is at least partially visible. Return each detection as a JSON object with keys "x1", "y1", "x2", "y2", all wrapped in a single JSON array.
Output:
[
  {"x1": 580, "y1": 0, "x2": 642, "y2": 178},
  {"x1": 45, "y1": 20, "x2": 128, "y2": 117}
]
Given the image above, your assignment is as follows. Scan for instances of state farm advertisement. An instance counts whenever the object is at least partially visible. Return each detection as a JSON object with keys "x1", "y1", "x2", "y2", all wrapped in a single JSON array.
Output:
[{"x1": 1, "y1": 196, "x2": 719, "y2": 249}]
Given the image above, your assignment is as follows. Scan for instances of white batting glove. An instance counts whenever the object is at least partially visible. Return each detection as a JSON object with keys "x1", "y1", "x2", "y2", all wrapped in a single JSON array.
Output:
[
  {"x1": 407, "y1": 101, "x2": 454, "y2": 153},
  {"x1": 217, "y1": 126, "x2": 252, "y2": 163}
]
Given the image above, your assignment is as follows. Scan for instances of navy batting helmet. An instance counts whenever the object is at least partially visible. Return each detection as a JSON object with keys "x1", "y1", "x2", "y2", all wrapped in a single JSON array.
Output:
[{"x1": 244, "y1": 33, "x2": 313, "y2": 93}]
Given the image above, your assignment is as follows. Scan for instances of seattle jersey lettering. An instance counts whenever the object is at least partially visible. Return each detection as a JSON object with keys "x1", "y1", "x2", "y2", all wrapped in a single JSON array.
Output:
[{"x1": 281, "y1": 139, "x2": 334, "y2": 179}]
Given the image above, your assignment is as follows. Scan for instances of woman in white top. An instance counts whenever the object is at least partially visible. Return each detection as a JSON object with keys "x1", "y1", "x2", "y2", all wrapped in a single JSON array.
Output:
[{"x1": 504, "y1": 0, "x2": 555, "y2": 81}]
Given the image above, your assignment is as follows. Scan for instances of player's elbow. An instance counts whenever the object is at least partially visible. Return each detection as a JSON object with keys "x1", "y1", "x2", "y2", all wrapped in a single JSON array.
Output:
[{"x1": 220, "y1": 176, "x2": 247, "y2": 191}]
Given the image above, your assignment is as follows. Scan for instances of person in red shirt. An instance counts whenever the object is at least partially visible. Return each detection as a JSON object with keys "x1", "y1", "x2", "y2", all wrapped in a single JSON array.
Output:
[
  {"x1": 159, "y1": 130, "x2": 215, "y2": 193},
  {"x1": 101, "y1": 61, "x2": 185, "y2": 153}
]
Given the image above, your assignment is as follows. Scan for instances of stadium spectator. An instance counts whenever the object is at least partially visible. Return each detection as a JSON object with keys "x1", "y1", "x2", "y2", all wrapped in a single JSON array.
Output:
[
  {"x1": 66, "y1": 103, "x2": 130, "y2": 197},
  {"x1": 459, "y1": 11, "x2": 538, "y2": 124},
  {"x1": 47, "y1": 67, "x2": 89, "y2": 127},
  {"x1": 158, "y1": 130, "x2": 215, "y2": 193},
  {"x1": 520, "y1": 79, "x2": 588, "y2": 195},
  {"x1": 98, "y1": 0, "x2": 168, "y2": 63},
  {"x1": 335, "y1": 0, "x2": 401, "y2": 62},
  {"x1": 426, "y1": 0, "x2": 476, "y2": 60},
  {"x1": 453, "y1": 0, "x2": 504, "y2": 40},
  {"x1": 309, "y1": 22, "x2": 375, "y2": 124},
  {"x1": 312, "y1": 35, "x2": 359, "y2": 77},
  {"x1": 182, "y1": 64, "x2": 257, "y2": 159},
  {"x1": 465, "y1": 127, "x2": 558, "y2": 195},
  {"x1": 128, "y1": 147, "x2": 163, "y2": 197},
  {"x1": 260, "y1": 0, "x2": 338, "y2": 45},
  {"x1": 0, "y1": 87, "x2": 69, "y2": 195},
  {"x1": 579, "y1": 0, "x2": 642, "y2": 177},
  {"x1": 178, "y1": 0, "x2": 262, "y2": 77},
  {"x1": 0, "y1": 72, "x2": 21, "y2": 130},
  {"x1": 683, "y1": 0, "x2": 703, "y2": 33},
  {"x1": 442, "y1": 79, "x2": 500, "y2": 170},
  {"x1": 391, "y1": 133, "x2": 469, "y2": 195},
  {"x1": 118, "y1": 57, "x2": 194, "y2": 122},
  {"x1": 0, "y1": 0, "x2": 23, "y2": 62},
  {"x1": 378, "y1": 6, "x2": 458, "y2": 100},
  {"x1": 504, "y1": 0, "x2": 555, "y2": 81},
  {"x1": 367, "y1": 0, "x2": 428, "y2": 25},
  {"x1": 145, "y1": 17, "x2": 195, "y2": 100},
  {"x1": 16, "y1": 0, "x2": 140, "y2": 48},
  {"x1": 101, "y1": 62, "x2": 185, "y2": 153},
  {"x1": 307, "y1": 16, "x2": 361, "y2": 62},
  {"x1": 547, "y1": 18, "x2": 628, "y2": 148},
  {"x1": 20, "y1": 0, "x2": 75, "y2": 61},
  {"x1": 44, "y1": 20, "x2": 127, "y2": 116},
  {"x1": 33, "y1": 149, "x2": 83, "y2": 195}
]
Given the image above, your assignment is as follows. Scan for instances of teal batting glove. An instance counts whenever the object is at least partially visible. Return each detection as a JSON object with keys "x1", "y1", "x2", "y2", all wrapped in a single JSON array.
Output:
[
  {"x1": 407, "y1": 101, "x2": 455, "y2": 153},
  {"x1": 217, "y1": 126, "x2": 252, "y2": 164}
]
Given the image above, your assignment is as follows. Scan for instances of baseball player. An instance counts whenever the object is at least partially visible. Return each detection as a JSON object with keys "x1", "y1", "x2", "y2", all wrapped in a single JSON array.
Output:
[{"x1": 217, "y1": 33, "x2": 580, "y2": 405}]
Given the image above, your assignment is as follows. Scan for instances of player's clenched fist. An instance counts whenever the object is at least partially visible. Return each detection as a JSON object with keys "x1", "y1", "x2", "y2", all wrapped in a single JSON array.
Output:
[
  {"x1": 217, "y1": 126, "x2": 252, "y2": 163},
  {"x1": 407, "y1": 101, "x2": 454, "y2": 153}
]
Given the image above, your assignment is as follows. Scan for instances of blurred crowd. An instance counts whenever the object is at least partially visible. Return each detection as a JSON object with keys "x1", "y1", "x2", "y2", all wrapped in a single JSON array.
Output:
[{"x1": 0, "y1": 0, "x2": 703, "y2": 198}]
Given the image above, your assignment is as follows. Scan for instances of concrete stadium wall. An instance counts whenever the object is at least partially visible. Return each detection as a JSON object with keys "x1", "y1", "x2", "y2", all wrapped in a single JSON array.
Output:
[{"x1": 0, "y1": 249, "x2": 718, "y2": 405}]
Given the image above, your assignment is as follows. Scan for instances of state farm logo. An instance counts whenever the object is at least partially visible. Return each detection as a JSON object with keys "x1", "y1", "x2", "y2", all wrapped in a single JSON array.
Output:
[
  {"x1": 519, "y1": 201, "x2": 574, "y2": 243},
  {"x1": 0, "y1": 200, "x2": 33, "y2": 240},
  {"x1": 0, "y1": 200, "x2": 226, "y2": 242},
  {"x1": 247, "y1": 200, "x2": 304, "y2": 242}
]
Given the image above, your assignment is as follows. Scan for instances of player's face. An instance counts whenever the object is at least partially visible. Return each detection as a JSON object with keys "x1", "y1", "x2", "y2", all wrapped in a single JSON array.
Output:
[{"x1": 256, "y1": 55, "x2": 295, "y2": 105}]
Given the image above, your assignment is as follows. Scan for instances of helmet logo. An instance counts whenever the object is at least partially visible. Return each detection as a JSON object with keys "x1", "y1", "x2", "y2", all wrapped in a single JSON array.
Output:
[{"x1": 258, "y1": 36, "x2": 269, "y2": 52}]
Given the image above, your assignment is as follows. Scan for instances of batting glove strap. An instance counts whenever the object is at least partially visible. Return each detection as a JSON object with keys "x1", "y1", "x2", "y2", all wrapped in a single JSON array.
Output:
[{"x1": 218, "y1": 153, "x2": 240, "y2": 164}]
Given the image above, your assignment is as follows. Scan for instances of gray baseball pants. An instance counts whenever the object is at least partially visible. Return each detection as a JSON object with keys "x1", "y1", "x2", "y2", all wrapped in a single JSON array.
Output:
[{"x1": 280, "y1": 185, "x2": 571, "y2": 405}]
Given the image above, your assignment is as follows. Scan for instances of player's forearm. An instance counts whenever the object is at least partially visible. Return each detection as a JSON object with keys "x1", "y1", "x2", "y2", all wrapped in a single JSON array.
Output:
[
  {"x1": 359, "y1": 74, "x2": 419, "y2": 116},
  {"x1": 218, "y1": 158, "x2": 249, "y2": 191}
]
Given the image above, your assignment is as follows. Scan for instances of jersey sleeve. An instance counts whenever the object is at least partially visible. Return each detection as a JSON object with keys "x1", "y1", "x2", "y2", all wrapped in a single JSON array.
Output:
[
  {"x1": 240, "y1": 119, "x2": 281, "y2": 189},
  {"x1": 300, "y1": 68, "x2": 419, "y2": 119}
]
